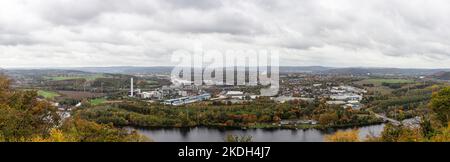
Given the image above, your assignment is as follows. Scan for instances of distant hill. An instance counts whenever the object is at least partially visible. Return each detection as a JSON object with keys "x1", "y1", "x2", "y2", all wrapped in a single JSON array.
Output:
[
  {"x1": 72, "y1": 66, "x2": 333, "y2": 74},
  {"x1": 4, "y1": 69, "x2": 92, "y2": 76},
  {"x1": 431, "y1": 71, "x2": 450, "y2": 80},
  {"x1": 321, "y1": 68, "x2": 450, "y2": 76},
  {"x1": 4, "y1": 66, "x2": 450, "y2": 76},
  {"x1": 280, "y1": 66, "x2": 332, "y2": 73},
  {"x1": 64, "y1": 66, "x2": 333, "y2": 74},
  {"x1": 67, "y1": 66, "x2": 174, "y2": 74}
]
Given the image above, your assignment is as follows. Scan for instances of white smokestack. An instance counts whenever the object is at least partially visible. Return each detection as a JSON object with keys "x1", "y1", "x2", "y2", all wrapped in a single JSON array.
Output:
[{"x1": 130, "y1": 77, "x2": 134, "y2": 97}]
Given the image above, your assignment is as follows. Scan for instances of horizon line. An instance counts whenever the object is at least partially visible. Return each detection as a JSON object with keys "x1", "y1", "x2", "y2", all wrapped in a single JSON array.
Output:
[{"x1": 2, "y1": 65, "x2": 450, "y2": 70}]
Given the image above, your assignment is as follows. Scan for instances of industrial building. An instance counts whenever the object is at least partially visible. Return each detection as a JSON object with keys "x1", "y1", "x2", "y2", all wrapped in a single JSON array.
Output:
[{"x1": 164, "y1": 93, "x2": 212, "y2": 106}]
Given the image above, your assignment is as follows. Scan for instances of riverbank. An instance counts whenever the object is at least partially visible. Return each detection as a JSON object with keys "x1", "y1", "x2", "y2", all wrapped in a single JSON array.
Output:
[
  {"x1": 121, "y1": 120, "x2": 386, "y2": 131},
  {"x1": 246, "y1": 121, "x2": 385, "y2": 130}
]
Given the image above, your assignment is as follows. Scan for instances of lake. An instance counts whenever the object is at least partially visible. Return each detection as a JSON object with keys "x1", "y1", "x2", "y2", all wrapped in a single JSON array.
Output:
[{"x1": 135, "y1": 124, "x2": 385, "y2": 142}]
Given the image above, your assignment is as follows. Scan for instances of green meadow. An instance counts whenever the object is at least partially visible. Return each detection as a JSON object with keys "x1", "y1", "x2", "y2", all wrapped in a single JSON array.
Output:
[{"x1": 37, "y1": 90, "x2": 60, "y2": 100}]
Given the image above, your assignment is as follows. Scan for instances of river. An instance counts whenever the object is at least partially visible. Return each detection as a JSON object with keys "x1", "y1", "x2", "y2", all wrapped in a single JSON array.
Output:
[{"x1": 135, "y1": 124, "x2": 385, "y2": 142}]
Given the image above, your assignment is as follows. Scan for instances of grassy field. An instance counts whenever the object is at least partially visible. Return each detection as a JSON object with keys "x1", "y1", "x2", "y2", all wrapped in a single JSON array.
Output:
[
  {"x1": 146, "y1": 80, "x2": 159, "y2": 85},
  {"x1": 356, "y1": 78, "x2": 415, "y2": 95},
  {"x1": 57, "y1": 91, "x2": 105, "y2": 100},
  {"x1": 361, "y1": 79, "x2": 415, "y2": 85},
  {"x1": 37, "y1": 90, "x2": 60, "y2": 100},
  {"x1": 44, "y1": 74, "x2": 106, "y2": 81},
  {"x1": 89, "y1": 98, "x2": 107, "y2": 106}
]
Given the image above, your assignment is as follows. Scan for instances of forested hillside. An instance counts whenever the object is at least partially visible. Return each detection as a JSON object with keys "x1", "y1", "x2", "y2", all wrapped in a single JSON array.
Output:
[{"x1": 0, "y1": 75, "x2": 149, "y2": 142}]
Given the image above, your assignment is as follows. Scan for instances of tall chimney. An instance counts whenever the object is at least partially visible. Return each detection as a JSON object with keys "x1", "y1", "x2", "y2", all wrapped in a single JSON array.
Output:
[{"x1": 130, "y1": 77, "x2": 134, "y2": 97}]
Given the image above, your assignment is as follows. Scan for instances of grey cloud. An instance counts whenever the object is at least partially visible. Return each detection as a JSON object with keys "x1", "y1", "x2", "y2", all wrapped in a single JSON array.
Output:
[
  {"x1": 164, "y1": 0, "x2": 223, "y2": 10},
  {"x1": 166, "y1": 12, "x2": 265, "y2": 35},
  {"x1": 0, "y1": 34, "x2": 38, "y2": 46},
  {"x1": 1, "y1": 0, "x2": 450, "y2": 68},
  {"x1": 31, "y1": 0, "x2": 159, "y2": 25}
]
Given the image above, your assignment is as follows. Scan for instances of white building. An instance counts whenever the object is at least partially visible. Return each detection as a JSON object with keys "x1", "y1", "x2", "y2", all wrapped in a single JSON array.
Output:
[
  {"x1": 141, "y1": 92, "x2": 153, "y2": 99},
  {"x1": 313, "y1": 84, "x2": 322, "y2": 87},
  {"x1": 273, "y1": 96, "x2": 314, "y2": 103},
  {"x1": 330, "y1": 93, "x2": 362, "y2": 101},
  {"x1": 326, "y1": 101, "x2": 347, "y2": 105},
  {"x1": 140, "y1": 91, "x2": 162, "y2": 99},
  {"x1": 178, "y1": 90, "x2": 188, "y2": 97},
  {"x1": 225, "y1": 91, "x2": 245, "y2": 99},
  {"x1": 342, "y1": 103, "x2": 363, "y2": 110}
]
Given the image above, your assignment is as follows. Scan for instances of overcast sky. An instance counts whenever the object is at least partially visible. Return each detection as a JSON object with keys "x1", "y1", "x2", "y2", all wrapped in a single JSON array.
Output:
[{"x1": 1, "y1": 0, "x2": 450, "y2": 68}]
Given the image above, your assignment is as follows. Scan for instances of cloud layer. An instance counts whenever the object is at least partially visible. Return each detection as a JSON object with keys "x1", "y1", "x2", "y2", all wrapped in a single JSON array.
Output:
[{"x1": 1, "y1": 0, "x2": 450, "y2": 68}]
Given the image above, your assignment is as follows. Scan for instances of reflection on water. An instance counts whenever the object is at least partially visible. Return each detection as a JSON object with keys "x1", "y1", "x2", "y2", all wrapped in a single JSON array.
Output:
[{"x1": 135, "y1": 124, "x2": 385, "y2": 142}]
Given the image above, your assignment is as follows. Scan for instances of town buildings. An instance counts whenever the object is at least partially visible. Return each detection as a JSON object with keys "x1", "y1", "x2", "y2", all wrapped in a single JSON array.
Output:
[{"x1": 327, "y1": 86, "x2": 366, "y2": 110}]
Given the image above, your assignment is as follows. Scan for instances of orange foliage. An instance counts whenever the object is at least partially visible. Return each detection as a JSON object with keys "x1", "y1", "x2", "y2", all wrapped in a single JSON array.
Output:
[{"x1": 325, "y1": 129, "x2": 360, "y2": 142}]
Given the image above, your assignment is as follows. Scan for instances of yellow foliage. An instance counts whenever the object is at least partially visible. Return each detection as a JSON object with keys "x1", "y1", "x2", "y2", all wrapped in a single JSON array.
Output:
[
  {"x1": 325, "y1": 129, "x2": 360, "y2": 142},
  {"x1": 31, "y1": 129, "x2": 75, "y2": 142},
  {"x1": 396, "y1": 128, "x2": 423, "y2": 142},
  {"x1": 430, "y1": 122, "x2": 450, "y2": 142}
]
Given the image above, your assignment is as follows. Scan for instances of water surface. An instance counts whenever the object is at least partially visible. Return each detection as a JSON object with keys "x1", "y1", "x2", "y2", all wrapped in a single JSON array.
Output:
[{"x1": 136, "y1": 124, "x2": 385, "y2": 142}]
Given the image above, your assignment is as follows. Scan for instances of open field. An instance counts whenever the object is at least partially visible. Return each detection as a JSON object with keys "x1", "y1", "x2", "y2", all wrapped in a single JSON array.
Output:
[
  {"x1": 57, "y1": 91, "x2": 106, "y2": 100},
  {"x1": 146, "y1": 80, "x2": 158, "y2": 85},
  {"x1": 89, "y1": 98, "x2": 107, "y2": 106},
  {"x1": 359, "y1": 79, "x2": 415, "y2": 85},
  {"x1": 355, "y1": 78, "x2": 415, "y2": 95},
  {"x1": 37, "y1": 90, "x2": 60, "y2": 100}
]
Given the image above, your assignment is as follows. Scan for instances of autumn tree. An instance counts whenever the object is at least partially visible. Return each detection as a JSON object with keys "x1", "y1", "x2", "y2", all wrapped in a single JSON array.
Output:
[
  {"x1": 32, "y1": 128, "x2": 76, "y2": 142},
  {"x1": 430, "y1": 122, "x2": 450, "y2": 142},
  {"x1": 0, "y1": 75, "x2": 149, "y2": 142},
  {"x1": 325, "y1": 129, "x2": 360, "y2": 142},
  {"x1": 430, "y1": 87, "x2": 450, "y2": 126},
  {"x1": 318, "y1": 112, "x2": 338, "y2": 125},
  {"x1": 59, "y1": 118, "x2": 150, "y2": 142},
  {"x1": 0, "y1": 75, "x2": 61, "y2": 141}
]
